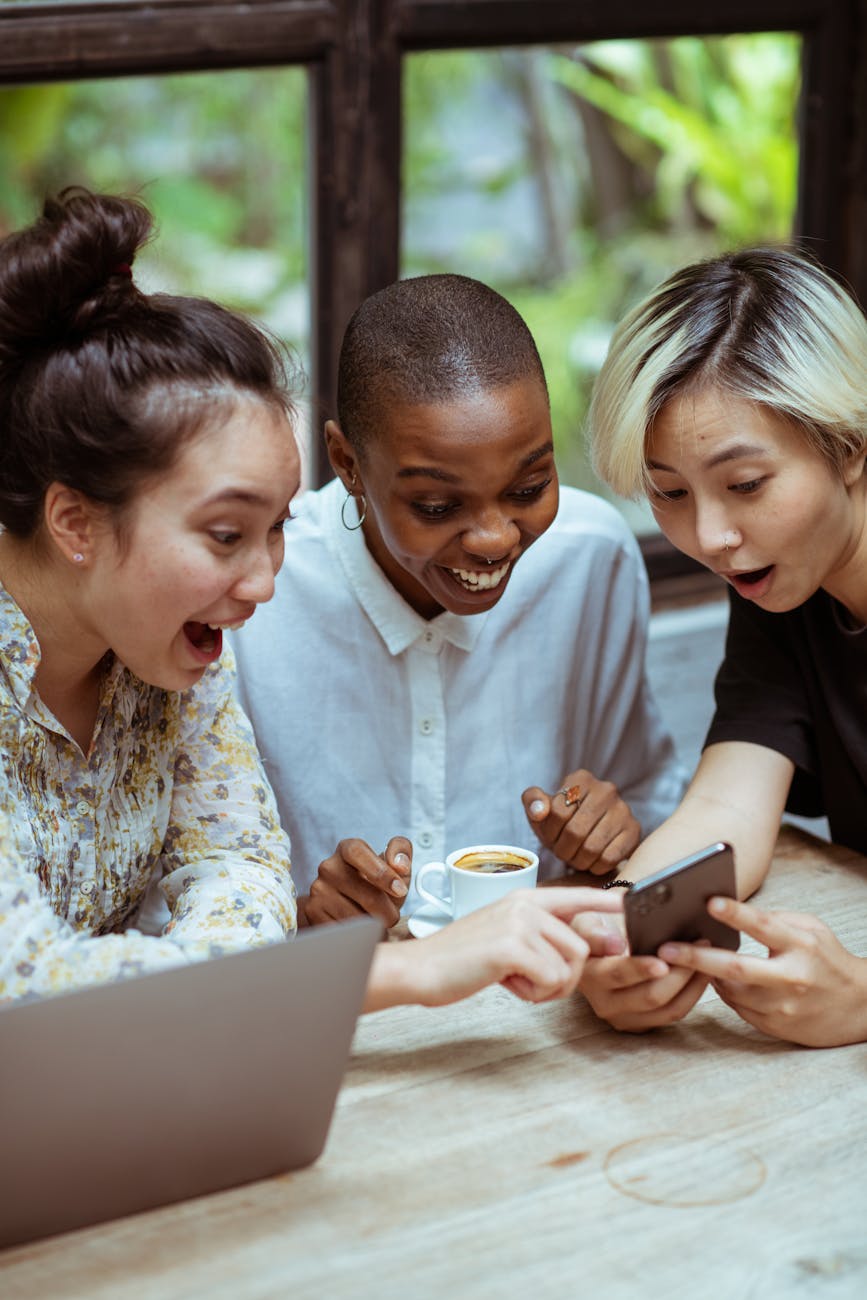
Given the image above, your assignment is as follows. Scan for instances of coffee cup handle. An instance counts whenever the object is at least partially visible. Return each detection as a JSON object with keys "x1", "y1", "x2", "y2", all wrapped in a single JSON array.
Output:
[{"x1": 414, "y1": 861, "x2": 452, "y2": 916}]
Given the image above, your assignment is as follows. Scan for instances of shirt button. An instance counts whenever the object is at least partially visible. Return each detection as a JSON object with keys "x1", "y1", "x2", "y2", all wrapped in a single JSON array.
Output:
[
  {"x1": 419, "y1": 718, "x2": 434, "y2": 735},
  {"x1": 423, "y1": 630, "x2": 434, "y2": 644},
  {"x1": 75, "y1": 800, "x2": 90, "y2": 816},
  {"x1": 80, "y1": 881, "x2": 95, "y2": 896},
  {"x1": 418, "y1": 830, "x2": 433, "y2": 849}
]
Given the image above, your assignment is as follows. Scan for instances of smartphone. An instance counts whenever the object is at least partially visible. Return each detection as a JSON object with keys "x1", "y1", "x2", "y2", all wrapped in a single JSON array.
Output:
[{"x1": 624, "y1": 842, "x2": 740, "y2": 957}]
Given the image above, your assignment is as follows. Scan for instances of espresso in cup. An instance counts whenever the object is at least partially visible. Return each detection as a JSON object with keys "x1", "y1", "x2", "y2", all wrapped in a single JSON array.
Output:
[
  {"x1": 414, "y1": 843, "x2": 539, "y2": 920},
  {"x1": 453, "y1": 851, "x2": 532, "y2": 875}
]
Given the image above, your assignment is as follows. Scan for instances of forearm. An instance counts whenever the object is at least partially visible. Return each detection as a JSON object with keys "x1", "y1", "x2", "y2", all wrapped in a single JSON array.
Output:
[
  {"x1": 161, "y1": 856, "x2": 297, "y2": 948},
  {"x1": 617, "y1": 742, "x2": 794, "y2": 899},
  {"x1": 828, "y1": 952, "x2": 867, "y2": 1047},
  {"x1": 0, "y1": 870, "x2": 195, "y2": 1001},
  {"x1": 363, "y1": 941, "x2": 426, "y2": 1012}
]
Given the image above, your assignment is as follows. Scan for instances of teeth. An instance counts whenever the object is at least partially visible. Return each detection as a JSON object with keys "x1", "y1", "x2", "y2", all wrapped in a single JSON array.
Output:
[
  {"x1": 448, "y1": 563, "x2": 509, "y2": 592},
  {"x1": 207, "y1": 620, "x2": 247, "y2": 631}
]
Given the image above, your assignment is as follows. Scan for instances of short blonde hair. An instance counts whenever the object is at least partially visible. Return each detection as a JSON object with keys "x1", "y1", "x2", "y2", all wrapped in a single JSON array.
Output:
[{"x1": 589, "y1": 247, "x2": 867, "y2": 498}]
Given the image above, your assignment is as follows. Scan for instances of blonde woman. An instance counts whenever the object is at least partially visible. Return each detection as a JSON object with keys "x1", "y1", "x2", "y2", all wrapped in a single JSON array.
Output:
[{"x1": 582, "y1": 247, "x2": 867, "y2": 1047}]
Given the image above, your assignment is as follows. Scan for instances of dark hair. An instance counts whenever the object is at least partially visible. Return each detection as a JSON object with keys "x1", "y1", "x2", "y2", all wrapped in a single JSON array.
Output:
[
  {"x1": 0, "y1": 187, "x2": 296, "y2": 538},
  {"x1": 336, "y1": 273, "x2": 547, "y2": 453}
]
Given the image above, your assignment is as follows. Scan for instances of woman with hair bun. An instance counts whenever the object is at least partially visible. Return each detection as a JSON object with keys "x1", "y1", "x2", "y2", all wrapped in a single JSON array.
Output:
[
  {"x1": 581, "y1": 246, "x2": 867, "y2": 1046},
  {"x1": 0, "y1": 188, "x2": 621, "y2": 1010}
]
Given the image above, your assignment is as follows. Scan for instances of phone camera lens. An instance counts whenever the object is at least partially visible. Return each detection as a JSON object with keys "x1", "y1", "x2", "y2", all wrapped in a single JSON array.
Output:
[{"x1": 653, "y1": 883, "x2": 671, "y2": 903}]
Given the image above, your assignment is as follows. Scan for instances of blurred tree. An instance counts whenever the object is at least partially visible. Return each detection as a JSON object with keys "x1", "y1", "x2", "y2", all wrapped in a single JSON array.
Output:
[
  {"x1": 403, "y1": 33, "x2": 800, "y2": 507},
  {"x1": 0, "y1": 70, "x2": 308, "y2": 348},
  {"x1": 0, "y1": 34, "x2": 799, "y2": 514}
]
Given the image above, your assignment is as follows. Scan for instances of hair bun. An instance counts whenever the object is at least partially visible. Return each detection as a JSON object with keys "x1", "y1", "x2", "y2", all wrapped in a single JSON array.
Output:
[{"x1": 0, "y1": 187, "x2": 152, "y2": 361}]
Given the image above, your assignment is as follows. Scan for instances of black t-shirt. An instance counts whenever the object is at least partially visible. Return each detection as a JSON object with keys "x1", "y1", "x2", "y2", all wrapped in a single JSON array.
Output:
[{"x1": 705, "y1": 588, "x2": 867, "y2": 854}]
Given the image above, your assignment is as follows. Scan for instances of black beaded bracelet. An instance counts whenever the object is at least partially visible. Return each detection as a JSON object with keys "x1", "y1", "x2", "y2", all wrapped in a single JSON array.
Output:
[{"x1": 602, "y1": 878, "x2": 634, "y2": 890}]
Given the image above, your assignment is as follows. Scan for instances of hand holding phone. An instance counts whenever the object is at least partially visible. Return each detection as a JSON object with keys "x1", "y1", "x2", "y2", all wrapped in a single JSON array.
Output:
[{"x1": 624, "y1": 842, "x2": 740, "y2": 957}]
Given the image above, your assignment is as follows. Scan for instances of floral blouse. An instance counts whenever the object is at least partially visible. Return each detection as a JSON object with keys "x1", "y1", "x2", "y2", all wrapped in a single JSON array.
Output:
[{"x1": 0, "y1": 584, "x2": 296, "y2": 1001}]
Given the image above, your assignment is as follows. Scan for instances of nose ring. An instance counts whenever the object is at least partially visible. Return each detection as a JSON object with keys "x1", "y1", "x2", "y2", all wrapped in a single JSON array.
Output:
[{"x1": 723, "y1": 532, "x2": 733, "y2": 552}]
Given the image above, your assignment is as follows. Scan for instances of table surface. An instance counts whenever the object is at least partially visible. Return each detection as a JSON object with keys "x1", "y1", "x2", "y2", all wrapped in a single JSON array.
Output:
[{"x1": 3, "y1": 826, "x2": 867, "y2": 1300}]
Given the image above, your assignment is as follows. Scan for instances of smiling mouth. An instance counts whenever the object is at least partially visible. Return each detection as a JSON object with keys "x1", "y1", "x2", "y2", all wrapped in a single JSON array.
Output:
[
  {"x1": 182, "y1": 618, "x2": 254, "y2": 662},
  {"x1": 183, "y1": 616, "x2": 249, "y2": 648},
  {"x1": 446, "y1": 562, "x2": 511, "y2": 592}
]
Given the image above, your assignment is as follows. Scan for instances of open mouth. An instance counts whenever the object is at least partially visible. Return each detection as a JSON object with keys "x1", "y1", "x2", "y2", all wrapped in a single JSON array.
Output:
[
  {"x1": 183, "y1": 622, "x2": 224, "y2": 663},
  {"x1": 445, "y1": 562, "x2": 511, "y2": 593},
  {"x1": 733, "y1": 565, "x2": 773, "y2": 586}
]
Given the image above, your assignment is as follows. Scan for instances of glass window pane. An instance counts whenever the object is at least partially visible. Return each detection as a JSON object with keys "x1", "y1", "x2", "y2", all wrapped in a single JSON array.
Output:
[
  {"x1": 0, "y1": 68, "x2": 311, "y2": 472},
  {"x1": 403, "y1": 35, "x2": 801, "y2": 534}
]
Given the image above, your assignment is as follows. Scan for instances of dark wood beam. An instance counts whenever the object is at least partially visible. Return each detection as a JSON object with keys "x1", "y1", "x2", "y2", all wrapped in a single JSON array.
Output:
[
  {"x1": 847, "y1": 1, "x2": 867, "y2": 307},
  {"x1": 396, "y1": 0, "x2": 839, "y2": 48},
  {"x1": 0, "y1": 1, "x2": 337, "y2": 81},
  {"x1": 309, "y1": 0, "x2": 402, "y2": 480}
]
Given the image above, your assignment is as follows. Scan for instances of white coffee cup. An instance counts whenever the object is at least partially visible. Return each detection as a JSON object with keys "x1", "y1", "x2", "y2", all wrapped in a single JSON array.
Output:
[{"x1": 414, "y1": 843, "x2": 539, "y2": 920}]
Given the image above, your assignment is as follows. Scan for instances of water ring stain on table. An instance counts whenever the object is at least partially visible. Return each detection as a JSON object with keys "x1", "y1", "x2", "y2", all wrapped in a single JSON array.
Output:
[{"x1": 603, "y1": 1133, "x2": 766, "y2": 1207}]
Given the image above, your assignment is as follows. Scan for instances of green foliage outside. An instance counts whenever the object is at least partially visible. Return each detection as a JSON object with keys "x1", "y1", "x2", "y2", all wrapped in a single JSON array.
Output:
[
  {"x1": 403, "y1": 35, "x2": 801, "y2": 507},
  {"x1": 0, "y1": 33, "x2": 799, "y2": 511},
  {"x1": 0, "y1": 69, "x2": 309, "y2": 361}
]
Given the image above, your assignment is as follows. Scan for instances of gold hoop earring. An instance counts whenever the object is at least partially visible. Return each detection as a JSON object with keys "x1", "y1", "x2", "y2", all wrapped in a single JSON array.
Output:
[{"x1": 341, "y1": 490, "x2": 367, "y2": 531}]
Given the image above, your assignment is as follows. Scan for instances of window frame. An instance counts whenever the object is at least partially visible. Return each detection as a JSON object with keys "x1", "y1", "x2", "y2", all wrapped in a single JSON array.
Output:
[{"x1": 1, "y1": 0, "x2": 863, "y2": 577}]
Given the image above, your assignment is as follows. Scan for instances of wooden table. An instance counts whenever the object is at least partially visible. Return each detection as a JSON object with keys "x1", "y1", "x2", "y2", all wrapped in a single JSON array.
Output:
[{"x1": 3, "y1": 827, "x2": 867, "y2": 1299}]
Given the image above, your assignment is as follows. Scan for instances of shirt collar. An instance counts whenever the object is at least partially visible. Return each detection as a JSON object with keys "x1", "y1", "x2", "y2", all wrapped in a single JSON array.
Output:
[
  {"x1": 322, "y1": 477, "x2": 486, "y2": 656},
  {"x1": 0, "y1": 581, "x2": 127, "y2": 729},
  {"x1": 0, "y1": 582, "x2": 43, "y2": 709}
]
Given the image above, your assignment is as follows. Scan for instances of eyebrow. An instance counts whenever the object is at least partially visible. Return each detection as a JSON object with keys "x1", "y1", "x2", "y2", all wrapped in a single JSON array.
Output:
[
  {"x1": 199, "y1": 488, "x2": 274, "y2": 508},
  {"x1": 648, "y1": 443, "x2": 771, "y2": 473},
  {"x1": 396, "y1": 441, "x2": 555, "y2": 482}
]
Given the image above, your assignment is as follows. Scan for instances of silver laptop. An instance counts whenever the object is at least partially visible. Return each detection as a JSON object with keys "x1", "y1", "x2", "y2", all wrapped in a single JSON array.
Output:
[{"x1": 0, "y1": 916, "x2": 381, "y2": 1248}]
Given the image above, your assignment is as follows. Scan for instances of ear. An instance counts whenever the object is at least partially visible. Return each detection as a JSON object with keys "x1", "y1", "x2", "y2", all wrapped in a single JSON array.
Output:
[
  {"x1": 842, "y1": 447, "x2": 867, "y2": 489},
  {"x1": 42, "y1": 483, "x2": 101, "y2": 566},
  {"x1": 325, "y1": 420, "x2": 361, "y2": 490}
]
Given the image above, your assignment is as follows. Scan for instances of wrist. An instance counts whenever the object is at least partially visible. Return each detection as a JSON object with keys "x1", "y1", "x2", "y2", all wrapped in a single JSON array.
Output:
[
  {"x1": 844, "y1": 954, "x2": 867, "y2": 1044},
  {"x1": 363, "y1": 941, "x2": 425, "y2": 1012}
]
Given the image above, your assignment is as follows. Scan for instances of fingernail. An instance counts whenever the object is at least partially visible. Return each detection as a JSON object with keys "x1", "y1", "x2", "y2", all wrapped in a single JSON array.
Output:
[
  {"x1": 658, "y1": 944, "x2": 679, "y2": 961},
  {"x1": 529, "y1": 800, "x2": 546, "y2": 818},
  {"x1": 708, "y1": 897, "x2": 726, "y2": 914},
  {"x1": 393, "y1": 852, "x2": 410, "y2": 868},
  {"x1": 391, "y1": 878, "x2": 408, "y2": 897}
]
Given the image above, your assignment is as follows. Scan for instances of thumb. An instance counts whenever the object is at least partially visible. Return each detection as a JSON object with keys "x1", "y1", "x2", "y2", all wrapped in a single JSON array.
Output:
[
  {"x1": 522, "y1": 786, "x2": 550, "y2": 823},
  {"x1": 384, "y1": 836, "x2": 413, "y2": 880}
]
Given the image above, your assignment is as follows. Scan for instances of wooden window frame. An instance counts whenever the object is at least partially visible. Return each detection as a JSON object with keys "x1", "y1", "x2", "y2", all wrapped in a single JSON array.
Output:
[{"x1": 2, "y1": 0, "x2": 864, "y2": 581}]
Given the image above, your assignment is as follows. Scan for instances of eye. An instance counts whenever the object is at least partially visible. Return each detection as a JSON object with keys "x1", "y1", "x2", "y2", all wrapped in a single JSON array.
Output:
[
  {"x1": 510, "y1": 477, "x2": 552, "y2": 502},
  {"x1": 650, "y1": 485, "x2": 686, "y2": 502},
  {"x1": 411, "y1": 501, "x2": 457, "y2": 520},
  {"x1": 730, "y1": 478, "x2": 765, "y2": 494},
  {"x1": 210, "y1": 530, "x2": 241, "y2": 546},
  {"x1": 271, "y1": 513, "x2": 292, "y2": 534}
]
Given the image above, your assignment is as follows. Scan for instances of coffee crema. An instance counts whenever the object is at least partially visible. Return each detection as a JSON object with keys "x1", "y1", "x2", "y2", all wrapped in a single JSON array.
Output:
[{"x1": 454, "y1": 851, "x2": 531, "y2": 875}]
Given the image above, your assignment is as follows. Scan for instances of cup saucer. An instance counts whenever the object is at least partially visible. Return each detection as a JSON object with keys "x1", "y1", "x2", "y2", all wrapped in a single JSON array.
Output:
[{"x1": 407, "y1": 902, "x2": 453, "y2": 938}]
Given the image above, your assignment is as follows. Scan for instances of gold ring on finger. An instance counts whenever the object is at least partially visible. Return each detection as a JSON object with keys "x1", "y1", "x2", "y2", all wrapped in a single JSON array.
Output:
[{"x1": 557, "y1": 784, "x2": 584, "y2": 808}]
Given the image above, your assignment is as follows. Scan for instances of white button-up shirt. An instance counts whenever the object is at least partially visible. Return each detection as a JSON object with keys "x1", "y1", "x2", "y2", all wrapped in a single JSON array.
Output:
[{"x1": 231, "y1": 478, "x2": 685, "y2": 904}]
